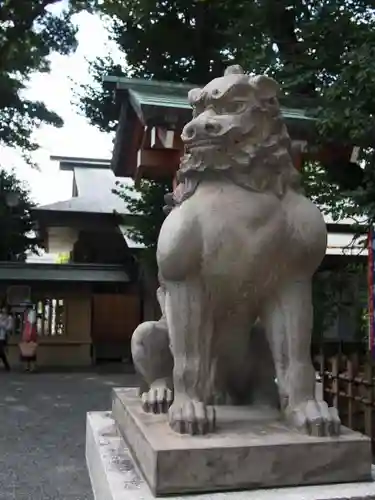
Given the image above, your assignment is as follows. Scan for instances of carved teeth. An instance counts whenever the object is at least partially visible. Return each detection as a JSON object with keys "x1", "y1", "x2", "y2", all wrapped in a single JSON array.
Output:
[{"x1": 187, "y1": 139, "x2": 222, "y2": 149}]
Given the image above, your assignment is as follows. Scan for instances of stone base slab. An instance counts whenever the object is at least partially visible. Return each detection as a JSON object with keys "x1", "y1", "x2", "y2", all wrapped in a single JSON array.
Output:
[
  {"x1": 111, "y1": 388, "x2": 372, "y2": 496},
  {"x1": 86, "y1": 410, "x2": 375, "y2": 500}
]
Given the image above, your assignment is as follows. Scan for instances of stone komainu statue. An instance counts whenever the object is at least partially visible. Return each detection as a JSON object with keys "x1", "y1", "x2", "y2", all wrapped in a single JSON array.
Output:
[{"x1": 131, "y1": 65, "x2": 340, "y2": 436}]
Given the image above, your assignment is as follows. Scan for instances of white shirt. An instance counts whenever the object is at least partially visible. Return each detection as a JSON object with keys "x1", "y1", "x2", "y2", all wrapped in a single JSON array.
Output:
[
  {"x1": 0, "y1": 314, "x2": 12, "y2": 340},
  {"x1": 27, "y1": 309, "x2": 36, "y2": 324}
]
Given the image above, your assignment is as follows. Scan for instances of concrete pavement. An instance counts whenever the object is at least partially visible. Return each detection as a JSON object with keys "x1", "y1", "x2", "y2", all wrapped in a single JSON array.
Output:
[{"x1": 0, "y1": 370, "x2": 137, "y2": 500}]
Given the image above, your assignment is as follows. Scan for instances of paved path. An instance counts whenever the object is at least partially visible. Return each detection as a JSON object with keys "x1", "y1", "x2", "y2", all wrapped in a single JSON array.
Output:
[{"x1": 0, "y1": 370, "x2": 137, "y2": 500}]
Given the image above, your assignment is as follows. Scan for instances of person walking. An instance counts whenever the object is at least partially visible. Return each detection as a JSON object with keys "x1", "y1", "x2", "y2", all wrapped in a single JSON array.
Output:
[
  {"x1": 19, "y1": 303, "x2": 38, "y2": 372},
  {"x1": 0, "y1": 306, "x2": 12, "y2": 371}
]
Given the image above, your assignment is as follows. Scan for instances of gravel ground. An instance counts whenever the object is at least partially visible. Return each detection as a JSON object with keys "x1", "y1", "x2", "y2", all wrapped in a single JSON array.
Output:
[{"x1": 0, "y1": 370, "x2": 137, "y2": 500}]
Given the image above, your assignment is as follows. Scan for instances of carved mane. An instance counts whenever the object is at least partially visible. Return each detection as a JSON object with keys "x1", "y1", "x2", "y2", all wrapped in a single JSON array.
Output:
[{"x1": 173, "y1": 66, "x2": 302, "y2": 206}]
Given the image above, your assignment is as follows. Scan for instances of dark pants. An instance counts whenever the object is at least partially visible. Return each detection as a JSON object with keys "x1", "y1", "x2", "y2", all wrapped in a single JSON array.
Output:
[{"x1": 0, "y1": 340, "x2": 10, "y2": 371}]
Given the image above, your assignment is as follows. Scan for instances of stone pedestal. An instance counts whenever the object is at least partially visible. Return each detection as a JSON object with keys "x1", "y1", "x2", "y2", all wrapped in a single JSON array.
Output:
[
  {"x1": 86, "y1": 409, "x2": 375, "y2": 500},
  {"x1": 109, "y1": 388, "x2": 372, "y2": 496}
]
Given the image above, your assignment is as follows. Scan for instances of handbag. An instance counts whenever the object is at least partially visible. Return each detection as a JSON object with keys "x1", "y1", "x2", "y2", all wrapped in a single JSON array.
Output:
[{"x1": 19, "y1": 341, "x2": 37, "y2": 357}]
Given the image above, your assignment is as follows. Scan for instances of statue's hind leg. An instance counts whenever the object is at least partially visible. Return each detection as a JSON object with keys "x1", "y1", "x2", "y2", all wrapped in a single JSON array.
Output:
[
  {"x1": 261, "y1": 297, "x2": 290, "y2": 410},
  {"x1": 267, "y1": 278, "x2": 340, "y2": 436},
  {"x1": 165, "y1": 279, "x2": 216, "y2": 435},
  {"x1": 247, "y1": 321, "x2": 280, "y2": 408}
]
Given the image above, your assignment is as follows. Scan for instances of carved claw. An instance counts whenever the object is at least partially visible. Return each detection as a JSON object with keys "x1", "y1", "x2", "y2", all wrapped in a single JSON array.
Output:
[
  {"x1": 286, "y1": 400, "x2": 341, "y2": 437},
  {"x1": 141, "y1": 386, "x2": 173, "y2": 414},
  {"x1": 168, "y1": 399, "x2": 216, "y2": 435}
]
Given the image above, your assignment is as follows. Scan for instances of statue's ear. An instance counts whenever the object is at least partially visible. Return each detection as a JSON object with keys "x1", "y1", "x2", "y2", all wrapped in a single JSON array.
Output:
[
  {"x1": 188, "y1": 88, "x2": 202, "y2": 106},
  {"x1": 250, "y1": 75, "x2": 279, "y2": 99},
  {"x1": 224, "y1": 65, "x2": 245, "y2": 76}
]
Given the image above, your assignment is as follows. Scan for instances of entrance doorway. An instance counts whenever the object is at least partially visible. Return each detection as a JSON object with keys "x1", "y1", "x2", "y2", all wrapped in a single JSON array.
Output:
[{"x1": 91, "y1": 293, "x2": 140, "y2": 363}]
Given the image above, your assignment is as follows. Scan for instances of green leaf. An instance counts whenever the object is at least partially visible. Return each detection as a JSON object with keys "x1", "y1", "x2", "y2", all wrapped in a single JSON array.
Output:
[
  {"x1": 0, "y1": 0, "x2": 95, "y2": 157},
  {"x1": 0, "y1": 168, "x2": 42, "y2": 260}
]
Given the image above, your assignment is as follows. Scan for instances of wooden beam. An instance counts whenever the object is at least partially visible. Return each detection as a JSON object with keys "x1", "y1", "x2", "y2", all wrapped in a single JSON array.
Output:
[
  {"x1": 292, "y1": 140, "x2": 308, "y2": 153},
  {"x1": 291, "y1": 141, "x2": 307, "y2": 171},
  {"x1": 293, "y1": 153, "x2": 303, "y2": 171},
  {"x1": 150, "y1": 127, "x2": 160, "y2": 149},
  {"x1": 149, "y1": 127, "x2": 184, "y2": 151},
  {"x1": 310, "y1": 144, "x2": 352, "y2": 164},
  {"x1": 136, "y1": 149, "x2": 181, "y2": 181},
  {"x1": 294, "y1": 143, "x2": 357, "y2": 171},
  {"x1": 165, "y1": 130, "x2": 184, "y2": 151},
  {"x1": 137, "y1": 149, "x2": 181, "y2": 169},
  {"x1": 120, "y1": 118, "x2": 145, "y2": 178},
  {"x1": 157, "y1": 128, "x2": 176, "y2": 149},
  {"x1": 141, "y1": 165, "x2": 179, "y2": 180},
  {"x1": 141, "y1": 126, "x2": 151, "y2": 149}
]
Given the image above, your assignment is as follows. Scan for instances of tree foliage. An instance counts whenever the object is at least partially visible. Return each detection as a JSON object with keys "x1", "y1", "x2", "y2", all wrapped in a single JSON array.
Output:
[
  {"x1": 114, "y1": 179, "x2": 172, "y2": 268},
  {"x1": 76, "y1": 55, "x2": 125, "y2": 134},
  {"x1": 76, "y1": 0, "x2": 242, "y2": 132},
  {"x1": 0, "y1": 169, "x2": 41, "y2": 260},
  {"x1": 0, "y1": 0, "x2": 94, "y2": 159},
  {"x1": 77, "y1": 0, "x2": 375, "y2": 331},
  {"x1": 77, "y1": 0, "x2": 375, "y2": 250},
  {"x1": 78, "y1": 1, "x2": 375, "y2": 126},
  {"x1": 312, "y1": 265, "x2": 368, "y2": 344},
  {"x1": 225, "y1": 0, "x2": 375, "y2": 223}
]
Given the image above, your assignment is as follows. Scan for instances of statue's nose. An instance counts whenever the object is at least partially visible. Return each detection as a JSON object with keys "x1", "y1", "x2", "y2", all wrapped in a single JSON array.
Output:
[{"x1": 182, "y1": 120, "x2": 222, "y2": 141}]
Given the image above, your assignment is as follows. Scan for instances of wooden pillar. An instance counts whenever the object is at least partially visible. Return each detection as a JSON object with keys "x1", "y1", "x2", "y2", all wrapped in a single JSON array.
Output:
[{"x1": 291, "y1": 140, "x2": 307, "y2": 171}]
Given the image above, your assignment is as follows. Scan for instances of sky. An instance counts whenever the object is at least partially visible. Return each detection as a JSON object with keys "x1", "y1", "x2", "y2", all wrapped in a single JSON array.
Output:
[{"x1": 1, "y1": 10, "x2": 123, "y2": 206}]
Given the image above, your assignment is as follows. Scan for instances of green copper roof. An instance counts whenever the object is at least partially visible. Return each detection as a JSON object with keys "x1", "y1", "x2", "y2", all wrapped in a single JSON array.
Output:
[
  {"x1": 129, "y1": 91, "x2": 314, "y2": 121},
  {"x1": 105, "y1": 75, "x2": 193, "y2": 95},
  {"x1": 129, "y1": 89, "x2": 192, "y2": 110},
  {"x1": 106, "y1": 76, "x2": 324, "y2": 177},
  {"x1": 105, "y1": 76, "x2": 316, "y2": 123},
  {"x1": 280, "y1": 107, "x2": 314, "y2": 122}
]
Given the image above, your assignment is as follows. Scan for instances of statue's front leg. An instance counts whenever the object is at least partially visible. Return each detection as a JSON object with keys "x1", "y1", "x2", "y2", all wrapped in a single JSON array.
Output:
[
  {"x1": 280, "y1": 279, "x2": 341, "y2": 436},
  {"x1": 131, "y1": 317, "x2": 173, "y2": 414},
  {"x1": 165, "y1": 280, "x2": 216, "y2": 435}
]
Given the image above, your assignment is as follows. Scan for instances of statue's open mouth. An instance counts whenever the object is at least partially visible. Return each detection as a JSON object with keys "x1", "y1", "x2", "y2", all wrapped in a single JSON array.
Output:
[
  {"x1": 184, "y1": 135, "x2": 244, "y2": 154},
  {"x1": 185, "y1": 138, "x2": 224, "y2": 153}
]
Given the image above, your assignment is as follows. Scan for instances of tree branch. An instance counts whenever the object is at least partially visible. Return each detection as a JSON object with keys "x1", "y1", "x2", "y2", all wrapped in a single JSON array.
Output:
[
  {"x1": 261, "y1": 0, "x2": 316, "y2": 95},
  {"x1": 0, "y1": 0, "x2": 60, "y2": 63}
]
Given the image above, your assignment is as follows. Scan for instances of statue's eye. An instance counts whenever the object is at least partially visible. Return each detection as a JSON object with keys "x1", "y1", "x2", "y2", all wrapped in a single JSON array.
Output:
[
  {"x1": 216, "y1": 102, "x2": 247, "y2": 115},
  {"x1": 192, "y1": 103, "x2": 205, "y2": 117},
  {"x1": 192, "y1": 105, "x2": 201, "y2": 117},
  {"x1": 266, "y1": 97, "x2": 277, "y2": 106}
]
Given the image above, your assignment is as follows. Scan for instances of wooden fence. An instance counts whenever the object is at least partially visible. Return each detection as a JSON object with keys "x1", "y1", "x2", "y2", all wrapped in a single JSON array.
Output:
[{"x1": 314, "y1": 347, "x2": 375, "y2": 454}]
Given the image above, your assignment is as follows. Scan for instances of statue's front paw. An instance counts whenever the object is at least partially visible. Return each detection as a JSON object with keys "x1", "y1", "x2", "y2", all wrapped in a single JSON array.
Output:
[
  {"x1": 141, "y1": 386, "x2": 173, "y2": 414},
  {"x1": 286, "y1": 400, "x2": 341, "y2": 436},
  {"x1": 168, "y1": 398, "x2": 216, "y2": 435}
]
